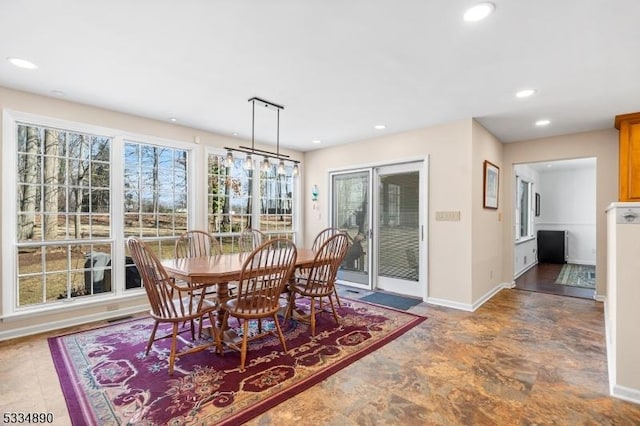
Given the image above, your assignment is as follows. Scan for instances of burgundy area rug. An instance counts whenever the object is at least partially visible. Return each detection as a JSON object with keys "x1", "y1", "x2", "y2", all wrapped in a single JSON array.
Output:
[{"x1": 48, "y1": 298, "x2": 426, "y2": 425}]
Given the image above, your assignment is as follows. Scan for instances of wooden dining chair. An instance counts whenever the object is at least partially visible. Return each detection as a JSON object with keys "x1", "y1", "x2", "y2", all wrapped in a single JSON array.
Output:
[
  {"x1": 220, "y1": 238, "x2": 297, "y2": 371},
  {"x1": 285, "y1": 233, "x2": 350, "y2": 336},
  {"x1": 175, "y1": 230, "x2": 223, "y2": 258},
  {"x1": 175, "y1": 230, "x2": 236, "y2": 332},
  {"x1": 127, "y1": 237, "x2": 220, "y2": 375},
  {"x1": 238, "y1": 228, "x2": 266, "y2": 252},
  {"x1": 310, "y1": 227, "x2": 347, "y2": 307}
]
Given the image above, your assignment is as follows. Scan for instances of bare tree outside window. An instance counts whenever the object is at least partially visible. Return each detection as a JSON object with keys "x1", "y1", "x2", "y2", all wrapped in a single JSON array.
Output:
[
  {"x1": 123, "y1": 140, "x2": 188, "y2": 260},
  {"x1": 15, "y1": 123, "x2": 112, "y2": 307}
]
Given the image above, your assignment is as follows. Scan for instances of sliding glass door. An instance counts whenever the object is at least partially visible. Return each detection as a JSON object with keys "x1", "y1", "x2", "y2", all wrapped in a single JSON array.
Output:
[
  {"x1": 331, "y1": 161, "x2": 426, "y2": 298},
  {"x1": 374, "y1": 162, "x2": 423, "y2": 297},
  {"x1": 331, "y1": 170, "x2": 371, "y2": 287}
]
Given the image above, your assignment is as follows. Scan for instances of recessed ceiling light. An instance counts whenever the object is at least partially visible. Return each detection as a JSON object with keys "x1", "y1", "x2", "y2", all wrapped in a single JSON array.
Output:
[
  {"x1": 232, "y1": 132, "x2": 238, "y2": 137},
  {"x1": 7, "y1": 57, "x2": 38, "y2": 69},
  {"x1": 168, "y1": 117, "x2": 177, "y2": 122},
  {"x1": 312, "y1": 140, "x2": 321, "y2": 144},
  {"x1": 535, "y1": 119, "x2": 551, "y2": 126},
  {"x1": 516, "y1": 89, "x2": 536, "y2": 98},
  {"x1": 50, "y1": 90, "x2": 65, "y2": 97},
  {"x1": 374, "y1": 124, "x2": 386, "y2": 130},
  {"x1": 463, "y1": 2, "x2": 495, "y2": 22}
]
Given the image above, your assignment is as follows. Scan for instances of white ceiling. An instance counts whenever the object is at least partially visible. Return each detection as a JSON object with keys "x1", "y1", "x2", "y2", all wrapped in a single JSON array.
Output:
[
  {"x1": 1, "y1": 1, "x2": 639, "y2": 152},
  {"x1": 525, "y1": 157, "x2": 596, "y2": 172}
]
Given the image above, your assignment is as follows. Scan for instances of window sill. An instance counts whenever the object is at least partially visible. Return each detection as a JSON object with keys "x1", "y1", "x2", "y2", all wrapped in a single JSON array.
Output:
[
  {"x1": 515, "y1": 236, "x2": 536, "y2": 245},
  {"x1": 1, "y1": 289, "x2": 146, "y2": 322}
]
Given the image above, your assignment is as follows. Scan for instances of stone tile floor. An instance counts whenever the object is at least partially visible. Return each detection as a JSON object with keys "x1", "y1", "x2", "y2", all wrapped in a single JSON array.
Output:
[{"x1": 1, "y1": 287, "x2": 639, "y2": 425}]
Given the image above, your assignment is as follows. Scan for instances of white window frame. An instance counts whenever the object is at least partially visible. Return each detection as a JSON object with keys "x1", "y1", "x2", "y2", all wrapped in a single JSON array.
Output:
[
  {"x1": 2, "y1": 109, "x2": 200, "y2": 319},
  {"x1": 515, "y1": 175, "x2": 534, "y2": 241}
]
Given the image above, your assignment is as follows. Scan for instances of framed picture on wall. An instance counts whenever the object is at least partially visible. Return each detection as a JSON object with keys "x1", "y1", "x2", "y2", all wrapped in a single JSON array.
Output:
[{"x1": 483, "y1": 160, "x2": 499, "y2": 209}]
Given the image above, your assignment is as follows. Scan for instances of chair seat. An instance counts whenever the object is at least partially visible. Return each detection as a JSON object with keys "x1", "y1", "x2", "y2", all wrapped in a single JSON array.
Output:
[
  {"x1": 149, "y1": 294, "x2": 218, "y2": 322},
  {"x1": 224, "y1": 295, "x2": 280, "y2": 316},
  {"x1": 291, "y1": 278, "x2": 333, "y2": 297}
]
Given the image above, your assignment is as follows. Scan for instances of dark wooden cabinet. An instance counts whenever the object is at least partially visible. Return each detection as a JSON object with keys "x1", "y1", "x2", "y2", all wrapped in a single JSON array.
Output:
[
  {"x1": 615, "y1": 112, "x2": 640, "y2": 202},
  {"x1": 537, "y1": 230, "x2": 567, "y2": 264}
]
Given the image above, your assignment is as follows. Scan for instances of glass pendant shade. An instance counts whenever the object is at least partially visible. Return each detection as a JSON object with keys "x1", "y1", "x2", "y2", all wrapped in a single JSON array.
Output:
[
  {"x1": 261, "y1": 157, "x2": 270, "y2": 171},
  {"x1": 277, "y1": 160, "x2": 286, "y2": 175},
  {"x1": 225, "y1": 151, "x2": 234, "y2": 167},
  {"x1": 244, "y1": 154, "x2": 253, "y2": 170},
  {"x1": 292, "y1": 163, "x2": 299, "y2": 176}
]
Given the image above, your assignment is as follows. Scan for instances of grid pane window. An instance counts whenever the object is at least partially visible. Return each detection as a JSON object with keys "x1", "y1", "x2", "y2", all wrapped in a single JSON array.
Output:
[
  {"x1": 15, "y1": 123, "x2": 112, "y2": 307},
  {"x1": 123, "y1": 141, "x2": 189, "y2": 262}
]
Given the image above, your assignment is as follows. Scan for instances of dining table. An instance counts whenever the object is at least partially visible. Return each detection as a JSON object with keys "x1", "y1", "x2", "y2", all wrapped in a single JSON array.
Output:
[{"x1": 160, "y1": 248, "x2": 317, "y2": 324}]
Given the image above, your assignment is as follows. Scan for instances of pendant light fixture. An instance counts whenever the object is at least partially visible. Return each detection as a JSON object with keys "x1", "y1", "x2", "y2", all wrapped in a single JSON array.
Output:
[{"x1": 224, "y1": 97, "x2": 300, "y2": 176}]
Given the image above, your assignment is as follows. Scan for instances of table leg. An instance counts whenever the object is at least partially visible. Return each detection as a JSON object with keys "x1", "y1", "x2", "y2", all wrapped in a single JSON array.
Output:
[{"x1": 216, "y1": 281, "x2": 229, "y2": 328}]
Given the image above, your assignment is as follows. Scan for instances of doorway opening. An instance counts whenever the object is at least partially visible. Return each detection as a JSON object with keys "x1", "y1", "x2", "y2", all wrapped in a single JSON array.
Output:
[{"x1": 513, "y1": 158, "x2": 596, "y2": 299}]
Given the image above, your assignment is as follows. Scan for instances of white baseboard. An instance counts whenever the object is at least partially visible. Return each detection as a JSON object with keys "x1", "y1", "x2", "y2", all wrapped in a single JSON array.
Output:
[
  {"x1": 425, "y1": 297, "x2": 473, "y2": 312},
  {"x1": 426, "y1": 282, "x2": 512, "y2": 312},
  {"x1": 0, "y1": 304, "x2": 148, "y2": 341},
  {"x1": 611, "y1": 384, "x2": 640, "y2": 405}
]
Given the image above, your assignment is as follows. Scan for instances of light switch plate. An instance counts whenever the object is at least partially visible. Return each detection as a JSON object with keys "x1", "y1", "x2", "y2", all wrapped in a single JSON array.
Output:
[{"x1": 435, "y1": 211, "x2": 461, "y2": 221}]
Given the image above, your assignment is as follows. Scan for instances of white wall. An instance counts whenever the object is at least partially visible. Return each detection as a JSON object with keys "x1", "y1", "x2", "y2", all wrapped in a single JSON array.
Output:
[
  {"x1": 537, "y1": 166, "x2": 596, "y2": 264},
  {"x1": 514, "y1": 239, "x2": 537, "y2": 277}
]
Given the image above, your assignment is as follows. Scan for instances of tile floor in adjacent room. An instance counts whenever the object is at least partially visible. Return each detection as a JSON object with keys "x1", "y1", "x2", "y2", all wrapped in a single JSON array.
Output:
[{"x1": 1, "y1": 287, "x2": 639, "y2": 425}]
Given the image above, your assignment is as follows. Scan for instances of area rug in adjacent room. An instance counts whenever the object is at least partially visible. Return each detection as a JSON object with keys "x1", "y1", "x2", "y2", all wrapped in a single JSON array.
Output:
[
  {"x1": 48, "y1": 298, "x2": 425, "y2": 425},
  {"x1": 555, "y1": 263, "x2": 596, "y2": 289}
]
